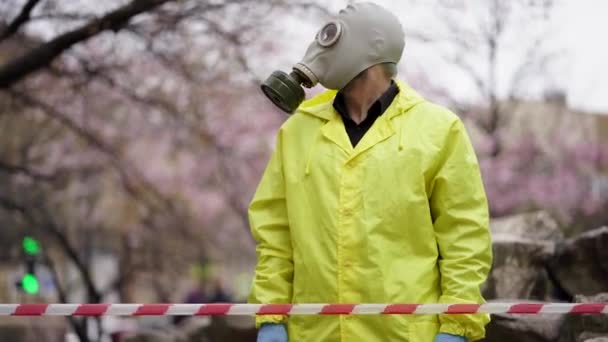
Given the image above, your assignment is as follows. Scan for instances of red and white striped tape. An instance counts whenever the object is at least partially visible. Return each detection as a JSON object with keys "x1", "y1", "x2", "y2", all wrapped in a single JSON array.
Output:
[{"x1": 1, "y1": 303, "x2": 607, "y2": 316}]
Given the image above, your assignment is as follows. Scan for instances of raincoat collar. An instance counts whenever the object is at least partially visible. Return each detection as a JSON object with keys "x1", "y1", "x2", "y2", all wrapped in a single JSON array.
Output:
[
  {"x1": 297, "y1": 80, "x2": 425, "y2": 121},
  {"x1": 298, "y1": 80, "x2": 426, "y2": 164}
]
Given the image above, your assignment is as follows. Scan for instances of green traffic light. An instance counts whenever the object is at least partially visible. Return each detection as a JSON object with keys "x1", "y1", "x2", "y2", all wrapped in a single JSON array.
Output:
[
  {"x1": 22, "y1": 236, "x2": 40, "y2": 256},
  {"x1": 21, "y1": 273, "x2": 39, "y2": 294}
]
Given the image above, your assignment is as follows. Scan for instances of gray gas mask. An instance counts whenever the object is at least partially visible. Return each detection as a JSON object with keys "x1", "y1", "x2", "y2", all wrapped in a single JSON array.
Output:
[{"x1": 261, "y1": 2, "x2": 405, "y2": 113}]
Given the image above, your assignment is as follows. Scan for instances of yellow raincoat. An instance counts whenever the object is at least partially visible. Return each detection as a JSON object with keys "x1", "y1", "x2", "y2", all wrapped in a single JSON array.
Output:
[{"x1": 249, "y1": 80, "x2": 492, "y2": 341}]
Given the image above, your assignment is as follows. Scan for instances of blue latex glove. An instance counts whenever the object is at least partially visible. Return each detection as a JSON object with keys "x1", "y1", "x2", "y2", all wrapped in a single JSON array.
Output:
[
  {"x1": 434, "y1": 333, "x2": 467, "y2": 342},
  {"x1": 257, "y1": 323, "x2": 287, "y2": 342}
]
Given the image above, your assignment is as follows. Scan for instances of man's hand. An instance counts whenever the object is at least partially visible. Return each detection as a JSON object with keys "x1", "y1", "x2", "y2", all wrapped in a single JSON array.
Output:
[
  {"x1": 434, "y1": 333, "x2": 466, "y2": 342},
  {"x1": 257, "y1": 323, "x2": 287, "y2": 342}
]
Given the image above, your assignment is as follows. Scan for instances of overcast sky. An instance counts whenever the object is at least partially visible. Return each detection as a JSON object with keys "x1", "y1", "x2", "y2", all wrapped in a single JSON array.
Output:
[
  {"x1": 555, "y1": 0, "x2": 608, "y2": 113},
  {"x1": 254, "y1": 0, "x2": 608, "y2": 114}
]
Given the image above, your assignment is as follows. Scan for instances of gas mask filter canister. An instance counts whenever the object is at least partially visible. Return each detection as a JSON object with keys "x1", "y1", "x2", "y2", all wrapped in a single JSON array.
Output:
[{"x1": 261, "y1": 21, "x2": 342, "y2": 113}]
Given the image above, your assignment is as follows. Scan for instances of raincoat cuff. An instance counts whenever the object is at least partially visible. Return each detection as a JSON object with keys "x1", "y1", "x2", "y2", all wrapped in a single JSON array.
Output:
[
  {"x1": 439, "y1": 322, "x2": 487, "y2": 341},
  {"x1": 437, "y1": 295, "x2": 488, "y2": 341},
  {"x1": 438, "y1": 322, "x2": 466, "y2": 338},
  {"x1": 255, "y1": 315, "x2": 288, "y2": 329}
]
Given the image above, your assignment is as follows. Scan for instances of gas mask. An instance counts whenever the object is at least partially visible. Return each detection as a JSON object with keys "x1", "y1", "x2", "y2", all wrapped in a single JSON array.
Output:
[{"x1": 261, "y1": 2, "x2": 405, "y2": 113}]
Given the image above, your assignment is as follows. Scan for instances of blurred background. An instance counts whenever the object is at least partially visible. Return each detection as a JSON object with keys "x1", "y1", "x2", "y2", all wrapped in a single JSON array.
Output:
[{"x1": 0, "y1": 0, "x2": 606, "y2": 341}]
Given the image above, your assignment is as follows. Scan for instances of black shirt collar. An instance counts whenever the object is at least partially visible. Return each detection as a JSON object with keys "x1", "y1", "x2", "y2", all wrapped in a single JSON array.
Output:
[
  {"x1": 333, "y1": 80, "x2": 399, "y2": 125},
  {"x1": 332, "y1": 80, "x2": 399, "y2": 147}
]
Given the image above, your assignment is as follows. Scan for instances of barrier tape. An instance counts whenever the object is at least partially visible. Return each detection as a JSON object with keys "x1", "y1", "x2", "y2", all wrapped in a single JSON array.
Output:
[{"x1": 1, "y1": 303, "x2": 607, "y2": 316}]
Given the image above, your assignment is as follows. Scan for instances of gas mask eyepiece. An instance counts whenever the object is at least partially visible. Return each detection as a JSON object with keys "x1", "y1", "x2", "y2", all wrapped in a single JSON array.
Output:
[{"x1": 316, "y1": 20, "x2": 342, "y2": 47}]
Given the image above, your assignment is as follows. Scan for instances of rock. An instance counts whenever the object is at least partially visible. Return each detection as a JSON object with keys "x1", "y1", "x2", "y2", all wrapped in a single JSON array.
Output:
[
  {"x1": 123, "y1": 331, "x2": 179, "y2": 342},
  {"x1": 484, "y1": 311, "x2": 565, "y2": 342},
  {"x1": 484, "y1": 212, "x2": 563, "y2": 300},
  {"x1": 580, "y1": 335, "x2": 608, "y2": 342},
  {"x1": 0, "y1": 318, "x2": 66, "y2": 342},
  {"x1": 491, "y1": 211, "x2": 564, "y2": 241},
  {"x1": 190, "y1": 317, "x2": 256, "y2": 341},
  {"x1": 124, "y1": 316, "x2": 256, "y2": 342},
  {"x1": 485, "y1": 240, "x2": 554, "y2": 300},
  {"x1": 549, "y1": 227, "x2": 608, "y2": 296},
  {"x1": 558, "y1": 293, "x2": 608, "y2": 342},
  {"x1": 483, "y1": 293, "x2": 608, "y2": 342}
]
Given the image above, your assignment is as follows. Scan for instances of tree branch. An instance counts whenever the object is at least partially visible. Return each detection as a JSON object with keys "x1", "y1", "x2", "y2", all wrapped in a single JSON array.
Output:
[
  {"x1": 0, "y1": 194, "x2": 27, "y2": 213},
  {"x1": 0, "y1": 194, "x2": 97, "y2": 342},
  {"x1": 0, "y1": 194, "x2": 103, "y2": 303},
  {"x1": 45, "y1": 218, "x2": 102, "y2": 303},
  {"x1": 283, "y1": 1, "x2": 332, "y2": 17},
  {"x1": 0, "y1": 0, "x2": 173, "y2": 88},
  {"x1": 0, "y1": 160, "x2": 56, "y2": 181},
  {"x1": 13, "y1": 90, "x2": 186, "y2": 227},
  {"x1": 7, "y1": 89, "x2": 119, "y2": 157},
  {"x1": 30, "y1": 12, "x2": 96, "y2": 22},
  {"x1": 44, "y1": 254, "x2": 90, "y2": 342},
  {"x1": 0, "y1": 0, "x2": 42, "y2": 42}
]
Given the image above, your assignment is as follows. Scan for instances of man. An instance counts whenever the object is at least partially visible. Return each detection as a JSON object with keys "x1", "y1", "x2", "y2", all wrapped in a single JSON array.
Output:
[{"x1": 249, "y1": 2, "x2": 492, "y2": 342}]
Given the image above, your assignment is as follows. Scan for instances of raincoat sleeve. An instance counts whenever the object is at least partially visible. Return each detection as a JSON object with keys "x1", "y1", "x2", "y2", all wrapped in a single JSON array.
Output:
[
  {"x1": 429, "y1": 119, "x2": 493, "y2": 341},
  {"x1": 248, "y1": 130, "x2": 293, "y2": 328}
]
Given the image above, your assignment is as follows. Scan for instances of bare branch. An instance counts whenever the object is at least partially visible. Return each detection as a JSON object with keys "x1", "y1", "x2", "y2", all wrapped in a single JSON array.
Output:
[
  {"x1": 0, "y1": 193, "x2": 103, "y2": 303},
  {"x1": 7, "y1": 89, "x2": 119, "y2": 157},
  {"x1": 284, "y1": 1, "x2": 332, "y2": 18},
  {"x1": 0, "y1": 0, "x2": 173, "y2": 88},
  {"x1": 0, "y1": 194, "x2": 27, "y2": 213},
  {"x1": 45, "y1": 218, "x2": 103, "y2": 303},
  {"x1": 6, "y1": 90, "x2": 158, "y2": 210},
  {"x1": 0, "y1": 193, "x2": 93, "y2": 340},
  {"x1": 200, "y1": 17, "x2": 262, "y2": 82},
  {"x1": 508, "y1": 38, "x2": 564, "y2": 98},
  {"x1": 439, "y1": 52, "x2": 488, "y2": 98},
  {"x1": 30, "y1": 12, "x2": 96, "y2": 22},
  {"x1": 0, "y1": 0, "x2": 42, "y2": 42},
  {"x1": 0, "y1": 159, "x2": 106, "y2": 184},
  {"x1": 13, "y1": 91, "x2": 188, "y2": 235},
  {"x1": 0, "y1": 160, "x2": 56, "y2": 181},
  {"x1": 121, "y1": 25, "x2": 198, "y2": 82},
  {"x1": 101, "y1": 262, "x2": 135, "y2": 297},
  {"x1": 43, "y1": 254, "x2": 89, "y2": 342}
]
